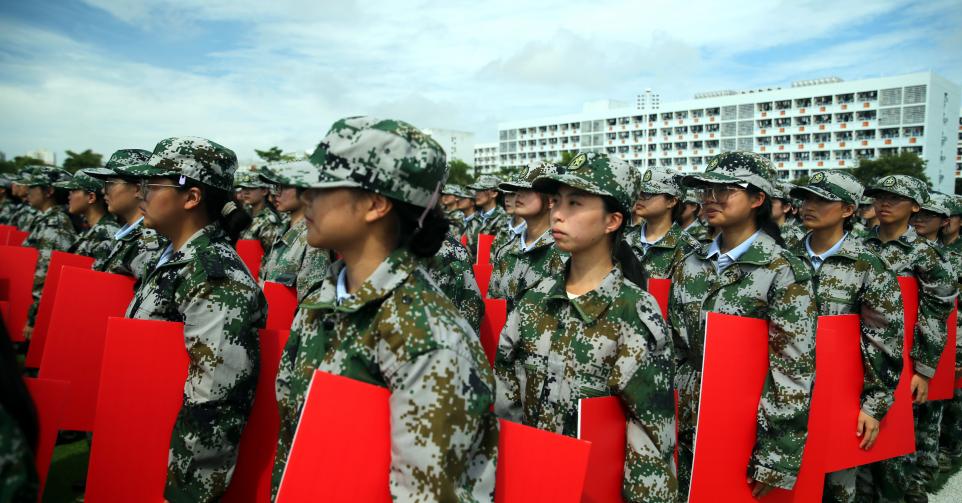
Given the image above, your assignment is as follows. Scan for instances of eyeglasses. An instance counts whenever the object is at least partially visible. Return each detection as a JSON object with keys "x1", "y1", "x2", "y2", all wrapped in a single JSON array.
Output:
[
  {"x1": 139, "y1": 183, "x2": 183, "y2": 200},
  {"x1": 104, "y1": 180, "x2": 133, "y2": 192},
  {"x1": 696, "y1": 184, "x2": 747, "y2": 203},
  {"x1": 872, "y1": 193, "x2": 911, "y2": 205},
  {"x1": 636, "y1": 192, "x2": 666, "y2": 201}
]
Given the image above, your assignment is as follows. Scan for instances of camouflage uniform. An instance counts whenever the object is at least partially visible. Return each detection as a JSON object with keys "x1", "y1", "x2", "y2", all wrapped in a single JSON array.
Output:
[
  {"x1": 466, "y1": 176, "x2": 507, "y2": 256},
  {"x1": 234, "y1": 168, "x2": 284, "y2": 256},
  {"x1": 418, "y1": 236, "x2": 485, "y2": 332},
  {"x1": 495, "y1": 152, "x2": 679, "y2": 503},
  {"x1": 121, "y1": 137, "x2": 268, "y2": 503},
  {"x1": 0, "y1": 403, "x2": 38, "y2": 503},
  {"x1": 626, "y1": 166, "x2": 700, "y2": 279},
  {"x1": 441, "y1": 184, "x2": 471, "y2": 238},
  {"x1": 773, "y1": 182, "x2": 805, "y2": 249},
  {"x1": 54, "y1": 169, "x2": 122, "y2": 269},
  {"x1": 858, "y1": 176, "x2": 958, "y2": 503},
  {"x1": 0, "y1": 174, "x2": 19, "y2": 225},
  {"x1": 940, "y1": 197, "x2": 962, "y2": 468},
  {"x1": 271, "y1": 117, "x2": 498, "y2": 502},
  {"x1": 788, "y1": 172, "x2": 905, "y2": 503},
  {"x1": 673, "y1": 152, "x2": 817, "y2": 494},
  {"x1": 257, "y1": 161, "x2": 332, "y2": 302}
]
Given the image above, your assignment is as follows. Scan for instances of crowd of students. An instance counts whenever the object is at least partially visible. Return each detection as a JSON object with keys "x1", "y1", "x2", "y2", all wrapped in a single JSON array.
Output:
[{"x1": 1, "y1": 115, "x2": 961, "y2": 503}]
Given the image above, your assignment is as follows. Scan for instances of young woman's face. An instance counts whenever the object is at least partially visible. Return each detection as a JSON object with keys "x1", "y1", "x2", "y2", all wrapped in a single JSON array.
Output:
[
  {"x1": 873, "y1": 194, "x2": 918, "y2": 225},
  {"x1": 910, "y1": 210, "x2": 946, "y2": 239},
  {"x1": 859, "y1": 204, "x2": 877, "y2": 221},
  {"x1": 504, "y1": 193, "x2": 517, "y2": 214},
  {"x1": 302, "y1": 188, "x2": 369, "y2": 249},
  {"x1": 799, "y1": 195, "x2": 853, "y2": 232},
  {"x1": 549, "y1": 186, "x2": 620, "y2": 254},
  {"x1": 440, "y1": 194, "x2": 456, "y2": 208},
  {"x1": 513, "y1": 190, "x2": 546, "y2": 219},
  {"x1": 275, "y1": 186, "x2": 302, "y2": 213},
  {"x1": 474, "y1": 190, "x2": 496, "y2": 208},
  {"x1": 241, "y1": 187, "x2": 268, "y2": 206},
  {"x1": 455, "y1": 197, "x2": 474, "y2": 211},
  {"x1": 25, "y1": 186, "x2": 50, "y2": 209},
  {"x1": 771, "y1": 199, "x2": 790, "y2": 220},
  {"x1": 104, "y1": 179, "x2": 140, "y2": 215},
  {"x1": 67, "y1": 189, "x2": 92, "y2": 215},
  {"x1": 945, "y1": 215, "x2": 962, "y2": 237},
  {"x1": 634, "y1": 193, "x2": 675, "y2": 219},
  {"x1": 698, "y1": 184, "x2": 762, "y2": 229},
  {"x1": 680, "y1": 202, "x2": 699, "y2": 222},
  {"x1": 140, "y1": 177, "x2": 187, "y2": 231}
]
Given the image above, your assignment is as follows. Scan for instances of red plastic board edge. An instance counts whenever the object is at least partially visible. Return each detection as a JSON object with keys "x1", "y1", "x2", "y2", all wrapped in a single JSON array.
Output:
[
  {"x1": 236, "y1": 240, "x2": 265, "y2": 281},
  {"x1": 263, "y1": 281, "x2": 298, "y2": 331},
  {"x1": 0, "y1": 245, "x2": 39, "y2": 341},
  {"x1": 24, "y1": 377, "x2": 70, "y2": 498},
  {"x1": 647, "y1": 278, "x2": 671, "y2": 319},
  {"x1": 480, "y1": 298, "x2": 507, "y2": 367},
  {"x1": 578, "y1": 396, "x2": 627, "y2": 503},
  {"x1": 27, "y1": 254, "x2": 95, "y2": 368}
]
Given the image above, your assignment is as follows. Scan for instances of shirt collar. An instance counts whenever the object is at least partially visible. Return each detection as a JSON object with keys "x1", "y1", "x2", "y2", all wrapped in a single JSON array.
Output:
[
  {"x1": 335, "y1": 267, "x2": 352, "y2": 304},
  {"x1": 508, "y1": 219, "x2": 527, "y2": 236},
  {"x1": 303, "y1": 248, "x2": 417, "y2": 313},
  {"x1": 481, "y1": 206, "x2": 498, "y2": 220},
  {"x1": 804, "y1": 232, "x2": 848, "y2": 270},
  {"x1": 545, "y1": 260, "x2": 623, "y2": 324},
  {"x1": 705, "y1": 230, "x2": 761, "y2": 262},
  {"x1": 114, "y1": 216, "x2": 144, "y2": 239},
  {"x1": 519, "y1": 227, "x2": 553, "y2": 253}
]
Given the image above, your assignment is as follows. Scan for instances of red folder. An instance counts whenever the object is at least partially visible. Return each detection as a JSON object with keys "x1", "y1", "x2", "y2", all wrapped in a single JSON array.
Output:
[
  {"x1": 236, "y1": 239, "x2": 265, "y2": 280},
  {"x1": 474, "y1": 263, "x2": 494, "y2": 299},
  {"x1": 0, "y1": 245, "x2": 39, "y2": 341},
  {"x1": 275, "y1": 371, "x2": 392, "y2": 503},
  {"x1": 8, "y1": 229, "x2": 27, "y2": 246},
  {"x1": 579, "y1": 396, "x2": 627, "y2": 503},
  {"x1": 647, "y1": 278, "x2": 671, "y2": 319},
  {"x1": 929, "y1": 305, "x2": 957, "y2": 401},
  {"x1": 263, "y1": 281, "x2": 298, "y2": 331},
  {"x1": 496, "y1": 420, "x2": 592, "y2": 503},
  {"x1": 461, "y1": 234, "x2": 468, "y2": 247},
  {"x1": 477, "y1": 234, "x2": 495, "y2": 265},
  {"x1": 37, "y1": 268, "x2": 135, "y2": 431},
  {"x1": 480, "y1": 298, "x2": 507, "y2": 366},
  {"x1": 222, "y1": 329, "x2": 291, "y2": 503},
  {"x1": 0, "y1": 224, "x2": 11, "y2": 245},
  {"x1": 688, "y1": 313, "x2": 770, "y2": 502},
  {"x1": 26, "y1": 254, "x2": 95, "y2": 368},
  {"x1": 85, "y1": 318, "x2": 188, "y2": 503},
  {"x1": 896, "y1": 277, "x2": 957, "y2": 401},
  {"x1": 24, "y1": 377, "x2": 70, "y2": 498}
]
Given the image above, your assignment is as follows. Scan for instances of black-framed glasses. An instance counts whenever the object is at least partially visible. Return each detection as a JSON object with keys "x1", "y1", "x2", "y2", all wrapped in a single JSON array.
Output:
[
  {"x1": 139, "y1": 183, "x2": 183, "y2": 200},
  {"x1": 636, "y1": 192, "x2": 666, "y2": 201},
  {"x1": 696, "y1": 184, "x2": 748, "y2": 203}
]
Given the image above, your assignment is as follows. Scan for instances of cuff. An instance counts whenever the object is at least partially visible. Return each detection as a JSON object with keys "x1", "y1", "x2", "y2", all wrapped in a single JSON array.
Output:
[{"x1": 749, "y1": 463, "x2": 797, "y2": 491}]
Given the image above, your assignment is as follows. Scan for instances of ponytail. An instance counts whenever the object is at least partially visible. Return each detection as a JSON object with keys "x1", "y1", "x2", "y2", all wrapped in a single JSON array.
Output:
[
  {"x1": 749, "y1": 187, "x2": 786, "y2": 248},
  {"x1": 603, "y1": 196, "x2": 649, "y2": 290},
  {"x1": 395, "y1": 201, "x2": 450, "y2": 258},
  {"x1": 182, "y1": 180, "x2": 253, "y2": 244}
]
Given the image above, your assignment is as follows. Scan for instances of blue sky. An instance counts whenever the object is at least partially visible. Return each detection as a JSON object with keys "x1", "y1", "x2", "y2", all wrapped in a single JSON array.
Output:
[{"x1": 1, "y1": 0, "x2": 959, "y2": 164}]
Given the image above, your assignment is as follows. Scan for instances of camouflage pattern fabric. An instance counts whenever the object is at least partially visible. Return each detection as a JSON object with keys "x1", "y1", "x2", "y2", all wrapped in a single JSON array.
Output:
[
  {"x1": 23, "y1": 206, "x2": 77, "y2": 332},
  {"x1": 494, "y1": 263, "x2": 679, "y2": 503},
  {"x1": 0, "y1": 198, "x2": 20, "y2": 225},
  {"x1": 258, "y1": 218, "x2": 330, "y2": 302},
  {"x1": 489, "y1": 219, "x2": 526, "y2": 267},
  {"x1": 682, "y1": 151, "x2": 777, "y2": 196},
  {"x1": 467, "y1": 206, "x2": 508, "y2": 258},
  {"x1": 488, "y1": 229, "x2": 566, "y2": 313},
  {"x1": 9, "y1": 204, "x2": 38, "y2": 232},
  {"x1": 668, "y1": 232, "x2": 816, "y2": 492},
  {"x1": 272, "y1": 248, "x2": 498, "y2": 502},
  {"x1": 683, "y1": 220, "x2": 713, "y2": 244},
  {"x1": 238, "y1": 205, "x2": 283, "y2": 257},
  {"x1": 625, "y1": 222, "x2": 700, "y2": 279},
  {"x1": 118, "y1": 137, "x2": 237, "y2": 193},
  {"x1": 67, "y1": 215, "x2": 122, "y2": 269},
  {"x1": 97, "y1": 220, "x2": 168, "y2": 284},
  {"x1": 780, "y1": 223, "x2": 805, "y2": 250},
  {"x1": 0, "y1": 404, "x2": 38, "y2": 503},
  {"x1": 418, "y1": 236, "x2": 485, "y2": 333},
  {"x1": 125, "y1": 223, "x2": 267, "y2": 503}
]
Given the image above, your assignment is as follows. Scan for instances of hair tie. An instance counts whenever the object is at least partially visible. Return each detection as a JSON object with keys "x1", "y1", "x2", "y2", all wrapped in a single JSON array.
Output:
[{"x1": 221, "y1": 201, "x2": 238, "y2": 217}]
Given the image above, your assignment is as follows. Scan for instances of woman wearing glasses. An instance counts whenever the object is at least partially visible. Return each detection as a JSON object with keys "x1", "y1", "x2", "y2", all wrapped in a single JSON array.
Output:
[
  {"x1": 120, "y1": 137, "x2": 267, "y2": 503},
  {"x1": 669, "y1": 151, "x2": 817, "y2": 499},
  {"x1": 626, "y1": 165, "x2": 700, "y2": 279}
]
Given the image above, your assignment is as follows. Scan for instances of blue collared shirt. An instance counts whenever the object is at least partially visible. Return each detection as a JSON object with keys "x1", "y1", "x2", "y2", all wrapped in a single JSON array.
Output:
[
  {"x1": 480, "y1": 207, "x2": 497, "y2": 222},
  {"x1": 335, "y1": 267, "x2": 352, "y2": 304},
  {"x1": 636, "y1": 223, "x2": 666, "y2": 253},
  {"x1": 805, "y1": 232, "x2": 848, "y2": 271},
  {"x1": 114, "y1": 216, "x2": 144, "y2": 240},
  {"x1": 518, "y1": 228, "x2": 550, "y2": 253},
  {"x1": 705, "y1": 230, "x2": 761, "y2": 273},
  {"x1": 155, "y1": 243, "x2": 174, "y2": 268}
]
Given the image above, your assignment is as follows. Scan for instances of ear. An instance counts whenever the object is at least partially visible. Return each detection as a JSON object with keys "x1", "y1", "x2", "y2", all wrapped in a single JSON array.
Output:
[
  {"x1": 85, "y1": 191, "x2": 98, "y2": 205},
  {"x1": 840, "y1": 203, "x2": 856, "y2": 219},
  {"x1": 363, "y1": 193, "x2": 394, "y2": 223},
  {"x1": 665, "y1": 196, "x2": 679, "y2": 209},
  {"x1": 749, "y1": 191, "x2": 766, "y2": 210},
  {"x1": 44, "y1": 187, "x2": 55, "y2": 199},
  {"x1": 604, "y1": 210, "x2": 624, "y2": 234},
  {"x1": 911, "y1": 203, "x2": 920, "y2": 213},
  {"x1": 183, "y1": 187, "x2": 203, "y2": 210}
]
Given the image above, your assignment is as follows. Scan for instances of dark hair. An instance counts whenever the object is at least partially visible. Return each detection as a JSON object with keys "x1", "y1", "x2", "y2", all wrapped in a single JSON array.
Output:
[
  {"x1": 747, "y1": 187, "x2": 786, "y2": 248},
  {"x1": 668, "y1": 195, "x2": 685, "y2": 224},
  {"x1": 602, "y1": 196, "x2": 648, "y2": 290},
  {"x1": 180, "y1": 180, "x2": 252, "y2": 244},
  {"x1": 395, "y1": 200, "x2": 450, "y2": 258}
]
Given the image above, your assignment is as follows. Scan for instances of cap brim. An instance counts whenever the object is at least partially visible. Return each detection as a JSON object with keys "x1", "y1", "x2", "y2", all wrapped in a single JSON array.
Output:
[
  {"x1": 531, "y1": 173, "x2": 605, "y2": 198},
  {"x1": 682, "y1": 171, "x2": 743, "y2": 187},
  {"x1": 789, "y1": 185, "x2": 844, "y2": 203},
  {"x1": 115, "y1": 164, "x2": 177, "y2": 179},
  {"x1": 499, "y1": 181, "x2": 533, "y2": 192},
  {"x1": 864, "y1": 186, "x2": 923, "y2": 205}
]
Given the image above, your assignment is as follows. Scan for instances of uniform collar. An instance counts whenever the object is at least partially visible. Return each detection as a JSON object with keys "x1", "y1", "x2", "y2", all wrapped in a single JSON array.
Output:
[
  {"x1": 281, "y1": 218, "x2": 307, "y2": 246},
  {"x1": 158, "y1": 224, "x2": 224, "y2": 268},
  {"x1": 115, "y1": 216, "x2": 144, "y2": 240},
  {"x1": 303, "y1": 248, "x2": 417, "y2": 313},
  {"x1": 703, "y1": 230, "x2": 763, "y2": 263},
  {"x1": 518, "y1": 227, "x2": 554, "y2": 253},
  {"x1": 546, "y1": 260, "x2": 622, "y2": 324},
  {"x1": 865, "y1": 225, "x2": 917, "y2": 249}
]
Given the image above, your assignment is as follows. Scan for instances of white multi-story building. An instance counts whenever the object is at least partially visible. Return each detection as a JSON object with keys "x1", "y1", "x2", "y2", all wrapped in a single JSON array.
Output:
[
  {"x1": 473, "y1": 142, "x2": 499, "y2": 176},
  {"x1": 636, "y1": 89, "x2": 660, "y2": 111},
  {"x1": 956, "y1": 113, "x2": 961, "y2": 178},
  {"x1": 423, "y1": 128, "x2": 474, "y2": 164},
  {"x1": 497, "y1": 71, "x2": 961, "y2": 193},
  {"x1": 26, "y1": 149, "x2": 56, "y2": 165}
]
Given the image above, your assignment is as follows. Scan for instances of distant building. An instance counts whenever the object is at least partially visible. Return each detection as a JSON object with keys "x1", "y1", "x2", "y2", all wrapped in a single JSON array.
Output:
[
  {"x1": 26, "y1": 149, "x2": 56, "y2": 165},
  {"x1": 473, "y1": 142, "x2": 499, "y2": 176},
  {"x1": 423, "y1": 128, "x2": 474, "y2": 164}
]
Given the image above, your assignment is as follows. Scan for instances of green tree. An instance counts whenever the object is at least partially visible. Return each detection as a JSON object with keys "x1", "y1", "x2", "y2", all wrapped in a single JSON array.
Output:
[
  {"x1": 447, "y1": 159, "x2": 475, "y2": 186},
  {"x1": 850, "y1": 152, "x2": 929, "y2": 187},
  {"x1": 0, "y1": 155, "x2": 46, "y2": 175},
  {"x1": 558, "y1": 151, "x2": 577, "y2": 165},
  {"x1": 62, "y1": 149, "x2": 103, "y2": 173},
  {"x1": 255, "y1": 146, "x2": 299, "y2": 163},
  {"x1": 791, "y1": 175, "x2": 810, "y2": 186}
]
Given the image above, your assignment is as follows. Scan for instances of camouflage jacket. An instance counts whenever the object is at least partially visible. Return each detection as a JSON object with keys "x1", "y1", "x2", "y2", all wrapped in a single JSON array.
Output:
[
  {"x1": 626, "y1": 222, "x2": 700, "y2": 279},
  {"x1": 68, "y1": 215, "x2": 122, "y2": 269},
  {"x1": 238, "y1": 206, "x2": 283, "y2": 257},
  {"x1": 790, "y1": 233, "x2": 904, "y2": 421},
  {"x1": 0, "y1": 403, "x2": 38, "y2": 503},
  {"x1": 0, "y1": 198, "x2": 20, "y2": 225},
  {"x1": 97, "y1": 218, "x2": 168, "y2": 284},
  {"x1": 125, "y1": 223, "x2": 267, "y2": 503},
  {"x1": 272, "y1": 249, "x2": 499, "y2": 502},
  {"x1": 490, "y1": 219, "x2": 526, "y2": 266},
  {"x1": 418, "y1": 236, "x2": 485, "y2": 332},
  {"x1": 24, "y1": 206, "x2": 77, "y2": 328},
  {"x1": 487, "y1": 229, "x2": 566, "y2": 313},
  {"x1": 937, "y1": 241, "x2": 962, "y2": 361},
  {"x1": 259, "y1": 218, "x2": 330, "y2": 302},
  {"x1": 862, "y1": 227, "x2": 957, "y2": 378},
  {"x1": 780, "y1": 222, "x2": 806, "y2": 250},
  {"x1": 668, "y1": 232, "x2": 816, "y2": 489},
  {"x1": 446, "y1": 209, "x2": 465, "y2": 233},
  {"x1": 494, "y1": 263, "x2": 678, "y2": 502},
  {"x1": 9, "y1": 204, "x2": 39, "y2": 232},
  {"x1": 683, "y1": 221, "x2": 713, "y2": 244},
  {"x1": 466, "y1": 206, "x2": 508, "y2": 257}
]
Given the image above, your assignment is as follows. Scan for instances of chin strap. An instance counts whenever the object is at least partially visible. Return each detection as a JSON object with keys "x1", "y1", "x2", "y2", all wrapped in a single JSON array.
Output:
[{"x1": 418, "y1": 181, "x2": 443, "y2": 228}]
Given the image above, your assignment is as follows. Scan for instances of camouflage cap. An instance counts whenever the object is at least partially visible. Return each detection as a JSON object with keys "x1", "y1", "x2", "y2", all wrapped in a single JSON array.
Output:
[
  {"x1": 116, "y1": 137, "x2": 237, "y2": 192},
  {"x1": 500, "y1": 160, "x2": 558, "y2": 192},
  {"x1": 681, "y1": 188, "x2": 701, "y2": 205},
  {"x1": 10, "y1": 165, "x2": 41, "y2": 185},
  {"x1": 638, "y1": 165, "x2": 683, "y2": 198},
  {"x1": 306, "y1": 116, "x2": 448, "y2": 208},
  {"x1": 864, "y1": 175, "x2": 928, "y2": 206},
  {"x1": 952, "y1": 195, "x2": 962, "y2": 217},
  {"x1": 259, "y1": 160, "x2": 317, "y2": 189},
  {"x1": 21, "y1": 165, "x2": 72, "y2": 187},
  {"x1": 441, "y1": 184, "x2": 473, "y2": 199},
  {"x1": 234, "y1": 167, "x2": 271, "y2": 189},
  {"x1": 0, "y1": 174, "x2": 11, "y2": 187},
  {"x1": 682, "y1": 151, "x2": 777, "y2": 196},
  {"x1": 859, "y1": 196, "x2": 874, "y2": 206},
  {"x1": 920, "y1": 191, "x2": 954, "y2": 217},
  {"x1": 532, "y1": 151, "x2": 640, "y2": 213},
  {"x1": 789, "y1": 170, "x2": 863, "y2": 206},
  {"x1": 87, "y1": 148, "x2": 154, "y2": 180},
  {"x1": 52, "y1": 169, "x2": 105, "y2": 193},
  {"x1": 468, "y1": 175, "x2": 502, "y2": 192}
]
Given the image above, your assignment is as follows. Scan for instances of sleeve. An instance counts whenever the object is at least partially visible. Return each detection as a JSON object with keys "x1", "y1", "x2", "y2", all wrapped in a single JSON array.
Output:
[
  {"x1": 666, "y1": 263, "x2": 692, "y2": 385},
  {"x1": 858, "y1": 260, "x2": 905, "y2": 420},
  {"x1": 911, "y1": 247, "x2": 957, "y2": 378},
  {"x1": 493, "y1": 303, "x2": 524, "y2": 422},
  {"x1": 384, "y1": 347, "x2": 498, "y2": 503},
  {"x1": 616, "y1": 297, "x2": 679, "y2": 503},
  {"x1": 749, "y1": 261, "x2": 816, "y2": 490},
  {"x1": 164, "y1": 279, "x2": 262, "y2": 503}
]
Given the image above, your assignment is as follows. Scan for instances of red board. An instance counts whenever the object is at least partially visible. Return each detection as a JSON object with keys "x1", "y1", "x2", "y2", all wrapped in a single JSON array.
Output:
[
  {"x1": 476, "y1": 234, "x2": 495, "y2": 265},
  {"x1": 480, "y1": 298, "x2": 507, "y2": 366},
  {"x1": 26, "y1": 254, "x2": 95, "y2": 368},
  {"x1": 263, "y1": 281, "x2": 298, "y2": 331},
  {"x1": 8, "y1": 230, "x2": 27, "y2": 246},
  {"x1": 24, "y1": 377, "x2": 70, "y2": 498},
  {"x1": 0, "y1": 245, "x2": 39, "y2": 341},
  {"x1": 276, "y1": 371, "x2": 392, "y2": 503},
  {"x1": 461, "y1": 234, "x2": 468, "y2": 247},
  {"x1": 236, "y1": 239, "x2": 265, "y2": 280},
  {"x1": 579, "y1": 396, "x2": 627, "y2": 503},
  {"x1": 0, "y1": 224, "x2": 11, "y2": 245},
  {"x1": 647, "y1": 278, "x2": 671, "y2": 319},
  {"x1": 85, "y1": 318, "x2": 187, "y2": 503},
  {"x1": 929, "y1": 305, "x2": 958, "y2": 401},
  {"x1": 38, "y1": 268, "x2": 135, "y2": 431},
  {"x1": 222, "y1": 329, "x2": 291, "y2": 503},
  {"x1": 474, "y1": 263, "x2": 494, "y2": 299},
  {"x1": 496, "y1": 420, "x2": 592, "y2": 503},
  {"x1": 688, "y1": 313, "x2": 771, "y2": 502}
]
